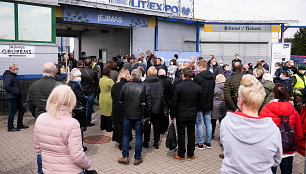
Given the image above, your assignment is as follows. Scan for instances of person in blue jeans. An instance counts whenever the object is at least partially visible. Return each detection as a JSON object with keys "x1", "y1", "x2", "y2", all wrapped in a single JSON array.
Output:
[
  {"x1": 3, "y1": 64, "x2": 29, "y2": 132},
  {"x1": 118, "y1": 69, "x2": 151, "y2": 166},
  {"x1": 193, "y1": 60, "x2": 215, "y2": 149}
]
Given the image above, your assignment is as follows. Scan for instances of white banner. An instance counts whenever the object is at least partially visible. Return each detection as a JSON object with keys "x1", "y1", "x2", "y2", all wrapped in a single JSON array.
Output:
[
  {"x1": 271, "y1": 43, "x2": 291, "y2": 75},
  {"x1": 0, "y1": 45, "x2": 35, "y2": 58}
]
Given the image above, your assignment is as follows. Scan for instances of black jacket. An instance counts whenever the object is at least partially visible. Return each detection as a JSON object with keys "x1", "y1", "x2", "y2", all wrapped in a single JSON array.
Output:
[
  {"x1": 208, "y1": 66, "x2": 220, "y2": 77},
  {"x1": 158, "y1": 75, "x2": 172, "y2": 104},
  {"x1": 69, "y1": 58, "x2": 77, "y2": 69},
  {"x1": 171, "y1": 79, "x2": 201, "y2": 121},
  {"x1": 3, "y1": 70, "x2": 21, "y2": 100},
  {"x1": 301, "y1": 88, "x2": 306, "y2": 104},
  {"x1": 26, "y1": 76, "x2": 58, "y2": 118},
  {"x1": 194, "y1": 70, "x2": 215, "y2": 111},
  {"x1": 80, "y1": 66, "x2": 98, "y2": 95},
  {"x1": 223, "y1": 72, "x2": 244, "y2": 111},
  {"x1": 111, "y1": 79, "x2": 128, "y2": 123},
  {"x1": 155, "y1": 64, "x2": 168, "y2": 76},
  {"x1": 274, "y1": 68, "x2": 283, "y2": 84},
  {"x1": 119, "y1": 81, "x2": 151, "y2": 120},
  {"x1": 144, "y1": 76, "x2": 164, "y2": 115},
  {"x1": 68, "y1": 81, "x2": 88, "y2": 128}
]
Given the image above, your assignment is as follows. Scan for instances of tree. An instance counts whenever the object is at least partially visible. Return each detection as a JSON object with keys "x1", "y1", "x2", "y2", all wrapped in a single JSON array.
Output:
[{"x1": 291, "y1": 28, "x2": 306, "y2": 56}]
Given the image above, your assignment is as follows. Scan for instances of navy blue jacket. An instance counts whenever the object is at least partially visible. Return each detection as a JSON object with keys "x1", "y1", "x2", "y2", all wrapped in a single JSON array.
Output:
[{"x1": 3, "y1": 70, "x2": 21, "y2": 100}]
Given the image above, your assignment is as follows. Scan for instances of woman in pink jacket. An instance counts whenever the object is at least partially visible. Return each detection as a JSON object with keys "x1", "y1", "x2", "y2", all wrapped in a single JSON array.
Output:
[{"x1": 34, "y1": 85, "x2": 91, "y2": 174}]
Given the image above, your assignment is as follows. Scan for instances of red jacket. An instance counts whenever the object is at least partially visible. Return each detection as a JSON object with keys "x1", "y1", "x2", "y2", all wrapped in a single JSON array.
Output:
[
  {"x1": 259, "y1": 101, "x2": 303, "y2": 154},
  {"x1": 297, "y1": 106, "x2": 306, "y2": 156}
]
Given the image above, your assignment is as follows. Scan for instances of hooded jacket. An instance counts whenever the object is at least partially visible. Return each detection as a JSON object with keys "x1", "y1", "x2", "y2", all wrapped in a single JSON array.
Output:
[
  {"x1": 297, "y1": 105, "x2": 306, "y2": 156},
  {"x1": 260, "y1": 81, "x2": 275, "y2": 110},
  {"x1": 259, "y1": 101, "x2": 303, "y2": 154},
  {"x1": 3, "y1": 70, "x2": 21, "y2": 100},
  {"x1": 144, "y1": 76, "x2": 164, "y2": 115},
  {"x1": 220, "y1": 112, "x2": 282, "y2": 174},
  {"x1": 193, "y1": 70, "x2": 215, "y2": 111}
]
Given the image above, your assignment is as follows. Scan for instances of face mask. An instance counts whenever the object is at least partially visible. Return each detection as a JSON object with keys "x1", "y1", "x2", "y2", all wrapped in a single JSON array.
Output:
[
  {"x1": 170, "y1": 62, "x2": 173, "y2": 65},
  {"x1": 226, "y1": 67, "x2": 230, "y2": 71},
  {"x1": 16, "y1": 70, "x2": 19, "y2": 74},
  {"x1": 301, "y1": 70, "x2": 305, "y2": 74},
  {"x1": 290, "y1": 63, "x2": 294, "y2": 66},
  {"x1": 182, "y1": 65, "x2": 185, "y2": 69},
  {"x1": 138, "y1": 61, "x2": 142, "y2": 64},
  {"x1": 76, "y1": 77, "x2": 81, "y2": 83},
  {"x1": 212, "y1": 62, "x2": 216, "y2": 66},
  {"x1": 236, "y1": 57, "x2": 239, "y2": 59},
  {"x1": 220, "y1": 64, "x2": 223, "y2": 67}
]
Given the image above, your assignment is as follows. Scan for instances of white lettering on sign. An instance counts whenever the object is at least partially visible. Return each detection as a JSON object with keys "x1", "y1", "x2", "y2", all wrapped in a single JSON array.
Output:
[
  {"x1": 0, "y1": 45, "x2": 35, "y2": 58},
  {"x1": 98, "y1": 14, "x2": 123, "y2": 23}
]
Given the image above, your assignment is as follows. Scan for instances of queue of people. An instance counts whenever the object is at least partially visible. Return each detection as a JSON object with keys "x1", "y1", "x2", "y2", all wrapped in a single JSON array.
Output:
[{"x1": 2, "y1": 51, "x2": 306, "y2": 173}]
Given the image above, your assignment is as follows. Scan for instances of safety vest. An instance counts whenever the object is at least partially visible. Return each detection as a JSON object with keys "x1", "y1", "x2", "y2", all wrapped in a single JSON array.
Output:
[
  {"x1": 293, "y1": 74, "x2": 306, "y2": 95},
  {"x1": 92, "y1": 62, "x2": 97, "y2": 69}
]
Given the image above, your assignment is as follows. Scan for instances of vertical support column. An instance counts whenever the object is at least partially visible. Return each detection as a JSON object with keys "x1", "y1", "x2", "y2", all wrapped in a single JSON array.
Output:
[
  {"x1": 60, "y1": 37, "x2": 63, "y2": 56},
  {"x1": 281, "y1": 23, "x2": 285, "y2": 43},
  {"x1": 196, "y1": 22, "x2": 200, "y2": 52},
  {"x1": 154, "y1": 17, "x2": 159, "y2": 51}
]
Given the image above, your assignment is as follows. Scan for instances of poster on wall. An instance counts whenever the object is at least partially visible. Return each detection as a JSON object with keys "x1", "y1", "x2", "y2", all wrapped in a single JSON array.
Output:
[
  {"x1": 271, "y1": 43, "x2": 291, "y2": 75},
  {"x1": 155, "y1": 51, "x2": 201, "y2": 65},
  {"x1": 0, "y1": 45, "x2": 35, "y2": 58}
]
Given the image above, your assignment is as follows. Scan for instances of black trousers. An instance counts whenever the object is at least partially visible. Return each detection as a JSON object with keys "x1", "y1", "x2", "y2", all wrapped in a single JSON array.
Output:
[
  {"x1": 143, "y1": 114, "x2": 161, "y2": 143},
  {"x1": 100, "y1": 115, "x2": 113, "y2": 132},
  {"x1": 211, "y1": 118, "x2": 223, "y2": 137},
  {"x1": 161, "y1": 104, "x2": 170, "y2": 133},
  {"x1": 112, "y1": 121, "x2": 123, "y2": 144},
  {"x1": 176, "y1": 119, "x2": 196, "y2": 158}
]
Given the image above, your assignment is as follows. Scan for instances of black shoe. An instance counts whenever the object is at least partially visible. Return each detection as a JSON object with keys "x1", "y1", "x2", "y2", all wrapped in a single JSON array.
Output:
[
  {"x1": 8, "y1": 127, "x2": 20, "y2": 132},
  {"x1": 87, "y1": 123, "x2": 95, "y2": 127},
  {"x1": 17, "y1": 125, "x2": 29, "y2": 129},
  {"x1": 153, "y1": 142, "x2": 159, "y2": 149},
  {"x1": 83, "y1": 146, "x2": 87, "y2": 152},
  {"x1": 204, "y1": 142, "x2": 211, "y2": 149},
  {"x1": 143, "y1": 142, "x2": 149, "y2": 148}
]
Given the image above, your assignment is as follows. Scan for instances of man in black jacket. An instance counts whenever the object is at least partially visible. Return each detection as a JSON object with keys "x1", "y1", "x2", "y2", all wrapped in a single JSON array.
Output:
[
  {"x1": 80, "y1": 58, "x2": 98, "y2": 127},
  {"x1": 171, "y1": 68, "x2": 201, "y2": 160},
  {"x1": 27, "y1": 62, "x2": 59, "y2": 118},
  {"x1": 158, "y1": 69, "x2": 172, "y2": 134},
  {"x1": 3, "y1": 64, "x2": 29, "y2": 132},
  {"x1": 208, "y1": 58, "x2": 220, "y2": 77},
  {"x1": 118, "y1": 69, "x2": 151, "y2": 166},
  {"x1": 194, "y1": 60, "x2": 215, "y2": 149}
]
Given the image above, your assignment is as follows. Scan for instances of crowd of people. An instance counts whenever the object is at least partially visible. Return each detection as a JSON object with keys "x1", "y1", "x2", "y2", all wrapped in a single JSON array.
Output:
[{"x1": 2, "y1": 50, "x2": 306, "y2": 173}]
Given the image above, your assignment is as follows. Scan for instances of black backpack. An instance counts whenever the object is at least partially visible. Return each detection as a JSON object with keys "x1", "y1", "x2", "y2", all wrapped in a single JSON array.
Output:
[{"x1": 278, "y1": 116, "x2": 296, "y2": 152}]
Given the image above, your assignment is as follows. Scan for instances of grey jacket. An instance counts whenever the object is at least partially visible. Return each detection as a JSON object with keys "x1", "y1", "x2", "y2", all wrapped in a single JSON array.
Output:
[{"x1": 211, "y1": 82, "x2": 226, "y2": 119}]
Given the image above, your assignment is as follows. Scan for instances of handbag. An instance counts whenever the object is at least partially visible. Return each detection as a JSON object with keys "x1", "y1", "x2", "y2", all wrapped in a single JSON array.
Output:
[
  {"x1": 84, "y1": 170, "x2": 98, "y2": 174},
  {"x1": 166, "y1": 122, "x2": 177, "y2": 150},
  {"x1": 140, "y1": 117, "x2": 151, "y2": 132}
]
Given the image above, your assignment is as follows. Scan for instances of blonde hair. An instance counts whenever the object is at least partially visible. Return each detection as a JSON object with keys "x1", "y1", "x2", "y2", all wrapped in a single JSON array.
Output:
[
  {"x1": 253, "y1": 67, "x2": 266, "y2": 78},
  {"x1": 46, "y1": 85, "x2": 76, "y2": 119},
  {"x1": 117, "y1": 68, "x2": 131, "y2": 82},
  {"x1": 216, "y1": 74, "x2": 226, "y2": 82},
  {"x1": 238, "y1": 75, "x2": 265, "y2": 111},
  {"x1": 147, "y1": 66, "x2": 157, "y2": 76}
]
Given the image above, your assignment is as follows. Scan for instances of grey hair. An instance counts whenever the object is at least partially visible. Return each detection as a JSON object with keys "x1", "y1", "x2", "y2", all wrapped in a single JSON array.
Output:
[
  {"x1": 158, "y1": 69, "x2": 166, "y2": 76},
  {"x1": 42, "y1": 62, "x2": 56, "y2": 74},
  {"x1": 131, "y1": 69, "x2": 142, "y2": 82},
  {"x1": 263, "y1": 73, "x2": 273, "y2": 82},
  {"x1": 70, "y1": 68, "x2": 81, "y2": 79}
]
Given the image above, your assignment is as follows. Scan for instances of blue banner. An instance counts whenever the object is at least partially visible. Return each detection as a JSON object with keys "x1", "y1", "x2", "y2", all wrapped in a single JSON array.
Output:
[
  {"x1": 63, "y1": 6, "x2": 149, "y2": 27},
  {"x1": 155, "y1": 51, "x2": 201, "y2": 65}
]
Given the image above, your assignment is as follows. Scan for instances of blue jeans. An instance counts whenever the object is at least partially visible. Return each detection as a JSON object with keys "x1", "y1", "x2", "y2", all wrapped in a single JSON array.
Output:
[
  {"x1": 122, "y1": 118, "x2": 143, "y2": 160},
  {"x1": 86, "y1": 93, "x2": 95, "y2": 125},
  {"x1": 7, "y1": 99, "x2": 25, "y2": 130},
  {"x1": 37, "y1": 154, "x2": 43, "y2": 174},
  {"x1": 196, "y1": 111, "x2": 212, "y2": 144},
  {"x1": 271, "y1": 156, "x2": 293, "y2": 174}
]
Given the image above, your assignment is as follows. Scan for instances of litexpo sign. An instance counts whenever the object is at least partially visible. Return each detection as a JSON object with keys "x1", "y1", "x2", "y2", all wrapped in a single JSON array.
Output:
[
  {"x1": 84, "y1": 0, "x2": 194, "y2": 18},
  {"x1": 0, "y1": 45, "x2": 35, "y2": 58}
]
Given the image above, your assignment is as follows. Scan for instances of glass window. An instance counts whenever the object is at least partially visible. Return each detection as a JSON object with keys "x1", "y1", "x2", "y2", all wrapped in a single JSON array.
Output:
[
  {"x1": 18, "y1": 4, "x2": 52, "y2": 42},
  {"x1": 0, "y1": 2, "x2": 15, "y2": 40}
]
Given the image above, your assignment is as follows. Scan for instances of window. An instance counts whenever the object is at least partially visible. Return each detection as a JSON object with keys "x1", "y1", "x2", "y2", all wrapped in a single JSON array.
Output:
[
  {"x1": 0, "y1": 2, "x2": 15, "y2": 40},
  {"x1": 18, "y1": 4, "x2": 52, "y2": 42}
]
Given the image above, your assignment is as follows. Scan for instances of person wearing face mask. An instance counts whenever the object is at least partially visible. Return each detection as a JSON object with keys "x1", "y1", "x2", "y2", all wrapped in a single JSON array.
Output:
[
  {"x1": 68, "y1": 68, "x2": 88, "y2": 152},
  {"x1": 222, "y1": 64, "x2": 233, "y2": 78},
  {"x1": 280, "y1": 71, "x2": 291, "y2": 93},
  {"x1": 3, "y1": 64, "x2": 29, "y2": 132},
  {"x1": 208, "y1": 58, "x2": 220, "y2": 77},
  {"x1": 168, "y1": 59, "x2": 178, "y2": 83},
  {"x1": 232, "y1": 53, "x2": 242, "y2": 65},
  {"x1": 282, "y1": 60, "x2": 297, "y2": 77},
  {"x1": 133, "y1": 57, "x2": 147, "y2": 72},
  {"x1": 291, "y1": 66, "x2": 306, "y2": 114},
  {"x1": 273, "y1": 62, "x2": 283, "y2": 83},
  {"x1": 218, "y1": 60, "x2": 224, "y2": 72}
]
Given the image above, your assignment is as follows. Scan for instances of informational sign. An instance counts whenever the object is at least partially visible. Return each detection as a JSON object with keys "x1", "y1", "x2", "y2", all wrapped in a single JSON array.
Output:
[
  {"x1": 155, "y1": 51, "x2": 201, "y2": 65},
  {"x1": 64, "y1": 6, "x2": 151, "y2": 27},
  {"x1": 83, "y1": 0, "x2": 194, "y2": 18},
  {"x1": 204, "y1": 24, "x2": 281, "y2": 33},
  {"x1": 271, "y1": 43, "x2": 291, "y2": 75},
  {"x1": 0, "y1": 45, "x2": 35, "y2": 58}
]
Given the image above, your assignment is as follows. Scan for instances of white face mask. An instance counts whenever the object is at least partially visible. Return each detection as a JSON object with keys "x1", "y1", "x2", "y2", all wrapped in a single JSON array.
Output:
[
  {"x1": 170, "y1": 62, "x2": 173, "y2": 65},
  {"x1": 290, "y1": 63, "x2": 294, "y2": 66},
  {"x1": 301, "y1": 70, "x2": 305, "y2": 74}
]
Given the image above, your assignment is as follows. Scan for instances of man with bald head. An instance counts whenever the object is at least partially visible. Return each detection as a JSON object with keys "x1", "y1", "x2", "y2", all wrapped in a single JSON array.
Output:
[
  {"x1": 26, "y1": 62, "x2": 58, "y2": 118},
  {"x1": 3, "y1": 64, "x2": 28, "y2": 132}
]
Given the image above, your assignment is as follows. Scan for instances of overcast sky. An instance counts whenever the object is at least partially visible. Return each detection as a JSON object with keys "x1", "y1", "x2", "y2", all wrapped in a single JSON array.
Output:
[{"x1": 194, "y1": 0, "x2": 306, "y2": 38}]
